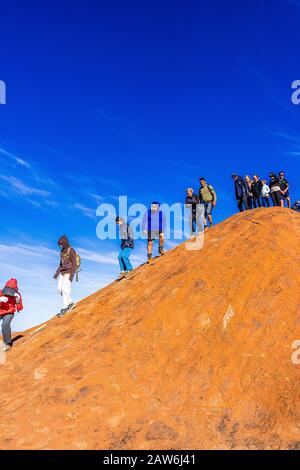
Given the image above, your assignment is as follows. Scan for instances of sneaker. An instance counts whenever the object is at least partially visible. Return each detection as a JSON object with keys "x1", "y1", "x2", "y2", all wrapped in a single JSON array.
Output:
[
  {"x1": 147, "y1": 255, "x2": 153, "y2": 264},
  {"x1": 67, "y1": 303, "x2": 75, "y2": 311},
  {"x1": 57, "y1": 308, "x2": 68, "y2": 317},
  {"x1": 3, "y1": 343, "x2": 11, "y2": 352},
  {"x1": 116, "y1": 271, "x2": 127, "y2": 281}
]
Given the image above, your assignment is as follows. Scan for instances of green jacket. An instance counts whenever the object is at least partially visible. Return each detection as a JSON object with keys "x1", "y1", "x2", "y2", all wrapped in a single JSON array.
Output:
[{"x1": 199, "y1": 184, "x2": 217, "y2": 203}]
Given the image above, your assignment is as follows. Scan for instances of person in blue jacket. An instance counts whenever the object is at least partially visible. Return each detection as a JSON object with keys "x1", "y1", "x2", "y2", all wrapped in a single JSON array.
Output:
[
  {"x1": 116, "y1": 216, "x2": 134, "y2": 280},
  {"x1": 142, "y1": 202, "x2": 166, "y2": 264},
  {"x1": 232, "y1": 174, "x2": 249, "y2": 212}
]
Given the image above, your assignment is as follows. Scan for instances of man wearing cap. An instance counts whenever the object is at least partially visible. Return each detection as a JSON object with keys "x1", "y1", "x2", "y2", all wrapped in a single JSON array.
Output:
[
  {"x1": 0, "y1": 279, "x2": 23, "y2": 351},
  {"x1": 142, "y1": 202, "x2": 167, "y2": 263},
  {"x1": 185, "y1": 188, "x2": 202, "y2": 236},
  {"x1": 231, "y1": 174, "x2": 249, "y2": 212}
]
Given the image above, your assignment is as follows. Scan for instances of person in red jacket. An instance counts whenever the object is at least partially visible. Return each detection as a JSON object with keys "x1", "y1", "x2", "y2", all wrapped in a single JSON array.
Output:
[{"x1": 0, "y1": 279, "x2": 23, "y2": 351}]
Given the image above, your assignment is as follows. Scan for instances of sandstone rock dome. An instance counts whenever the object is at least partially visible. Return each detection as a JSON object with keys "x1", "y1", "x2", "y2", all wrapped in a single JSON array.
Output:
[{"x1": 1, "y1": 207, "x2": 300, "y2": 450}]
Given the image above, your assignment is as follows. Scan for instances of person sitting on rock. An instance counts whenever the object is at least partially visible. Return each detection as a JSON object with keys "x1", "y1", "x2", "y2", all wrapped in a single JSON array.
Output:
[
  {"x1": 0, "y1": 278, "x2": 23, "y2": 351},
  {"x1": 142, "y1": 202, "x2": 166, "y2": 264},
  {"x1": 116, "y1": 216, "x2": 134, "y2": 280}
]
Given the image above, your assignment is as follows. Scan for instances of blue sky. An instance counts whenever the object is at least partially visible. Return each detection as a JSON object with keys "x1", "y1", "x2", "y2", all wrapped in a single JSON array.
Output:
[{"x1": 0, "y1": 0, "x2": 300, "y2": 330}]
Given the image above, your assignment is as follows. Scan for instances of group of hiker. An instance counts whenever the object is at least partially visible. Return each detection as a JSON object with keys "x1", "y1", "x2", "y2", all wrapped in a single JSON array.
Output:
[
  {"x1": 185, "y1": 177, "x2": 217, "y2": 233},
  {"x1": 0, "y1": 235, "x2": 80, "y2": 351},
  {"x1": 1, "y1": 169, "x2": 299, "y2": 351},
  {"x1": 116, "y1": 201, "x2": 167, "y2": 281},
  {"x1": 232, "y1": 171, "x2": 291, "y2": 212}
]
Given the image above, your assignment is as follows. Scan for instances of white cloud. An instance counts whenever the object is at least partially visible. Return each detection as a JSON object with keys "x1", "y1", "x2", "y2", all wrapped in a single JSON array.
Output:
[
  {"x1": 77, "y1": 247, "x2": 119, "y2": 265},
  {"x1": 0, "y1": 175, "x2": 51, "y2": 197},
  {"x1": 74, "y1": 203, "x2": 97, "y2": 219},
  {"x1": 0, "y1": 147, "x2": 31, "y2": 169},
  {"x1": 90, "y1": 193, "x2": 103, "y2": 204}
]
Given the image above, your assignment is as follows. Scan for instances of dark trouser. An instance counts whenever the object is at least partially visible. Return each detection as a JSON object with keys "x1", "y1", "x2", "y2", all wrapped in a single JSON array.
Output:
[
  {"x1": 248, "y1": 196, "x2": 254, "y2": 209},
  {"x1": 262, "y1": 196, "x2": 270, "y2": 207},
  {"x1": 271, "y1": 191, "x2": 282, "y2": 207},
  {"x1": 190, "y1": 212, "x2": 202, "y2": 234},
  {"x1": 1, "y1": 314, "x2": 14, "y2": 345},
  {"x1": 253, "y1": 197, "x2": 262, "y2": 208},
  {"x1": 237, "y1": 195, "x2": 249, "y2": 212}
]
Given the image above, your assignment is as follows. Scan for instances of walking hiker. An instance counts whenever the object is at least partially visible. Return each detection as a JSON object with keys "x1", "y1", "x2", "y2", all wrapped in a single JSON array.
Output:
[
  {"x1": 251, "y1": 175, "x2": 263, "y2": 208},
  {"x1": 269, "y1": 173, "x2": 283, "y2": 207},
  {"x1": 142, "y1": 202, "x2": 166, "y2": 264},
  {"x1": 53, "y1": 235, "x2": 77, "y2": 317},
  {"x1": 261, "y1": 179, "x2": 271, "y2": 207},
  {"x1": 199, "y1": 177, "x2": 217, "y2": 229},
  {"x1": 245, "y1": 175, "x2": 254, "y2": 209},
  {"x1": 185, "y1": 188, "x2": 202, "y2": 236},
  {"x1": 278, "y1": 171, "x2": 291, "y2": 208},
  {"x1": 0, "y1": 279, "x2": 23, "y2": 351},
  {"x1": 116, "y1": 216, "x2": 134, "y2": 280},
  {"x1": 232, "y1": 174, "x2": 249, "y2": 212}
]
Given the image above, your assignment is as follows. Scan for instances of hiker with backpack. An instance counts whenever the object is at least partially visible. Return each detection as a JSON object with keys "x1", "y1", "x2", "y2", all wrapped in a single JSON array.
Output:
[
  {"x1": 185, "y1": 188, "x2": 202, "y2": 236},
  {"x1": 199, "y1": 177, "x2": 217, "y2": 229},
  {"x1": 142, "y1": 202, "x2": 166, "y2": 264},
  {"x1": 116, "y1": 216, "x2": 134, "y2": 280},
  {"x1": 232, "y1": 174, "x2": 249, "y2": 212},
  {"x1": 0, "y1": 279, "x2": 23, "y2": 351},
  {"x1": 53, "y1": 235, "x2": 80, "y2": 317}
]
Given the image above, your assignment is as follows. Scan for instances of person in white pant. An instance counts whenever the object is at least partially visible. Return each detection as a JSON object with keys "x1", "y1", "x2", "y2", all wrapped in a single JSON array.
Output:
[
  {"x1": 57, "y1": 273, "x2": 72, "y2": 310},
  {"x1": 54, "y1": 235, "x2": 76, "y2": 317}
]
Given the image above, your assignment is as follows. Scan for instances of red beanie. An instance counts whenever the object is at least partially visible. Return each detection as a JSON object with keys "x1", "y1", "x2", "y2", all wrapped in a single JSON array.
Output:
[{"x1": 5, "y1": 278, "x2": 18, "y2": 291}]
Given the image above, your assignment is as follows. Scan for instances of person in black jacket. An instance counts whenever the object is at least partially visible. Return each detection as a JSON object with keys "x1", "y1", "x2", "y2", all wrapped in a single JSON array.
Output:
[
  {"x1": 185, "y1": 188, "x2": 202, "y2": 235},
  {"x1": 269, "y1": 173, "x2": 283, "y2": 207},
  {"x1": 232, "y1": 174, "x2": 249, "y2": 212},
  {"x1": 116, "y1": 217, "x2": 134, "y2": 280},
  {"x1": 251, "y1": 175, "x2": 263, "y2": 208},
  {"x1": 278, "y1": 171, "x2": 291, "y2": 208}
]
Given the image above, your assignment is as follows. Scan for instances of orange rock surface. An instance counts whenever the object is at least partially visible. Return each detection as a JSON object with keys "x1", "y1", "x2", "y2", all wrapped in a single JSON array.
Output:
[{"x1": 1, "y1": 207, "x2": 300, "y2": 450}]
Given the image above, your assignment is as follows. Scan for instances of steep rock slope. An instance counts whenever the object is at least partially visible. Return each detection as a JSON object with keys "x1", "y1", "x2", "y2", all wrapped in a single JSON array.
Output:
[{"x1": 1, "y1": 208, "x2": 300, "y2": 450}]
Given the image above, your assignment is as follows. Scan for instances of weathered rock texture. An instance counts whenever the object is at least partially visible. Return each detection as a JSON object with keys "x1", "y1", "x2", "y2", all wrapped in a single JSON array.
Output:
[{"x1": 1, "y1": 207, "x2": 300, "y2": 450}]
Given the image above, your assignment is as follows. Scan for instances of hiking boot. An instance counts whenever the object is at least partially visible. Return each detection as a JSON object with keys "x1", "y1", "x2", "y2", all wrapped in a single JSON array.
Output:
[
  {"x1": 57, "y1": 308, "x2": 68, "y2": 317},
  {"x1": 159, "y1": 246, "x2": 165, "y2": 255},
  {"x1": 3, "y1": 343, "x2": 11, "y2": 352},
  {"x1": 147, "y1": 254, "x2": 153, "y2": 264},
  {"x1": 67, "y1": 303, "x2": 75, "y2": 311},
  {"x1": 116, "y1": 271, "x2": 127, "y2": 281}
]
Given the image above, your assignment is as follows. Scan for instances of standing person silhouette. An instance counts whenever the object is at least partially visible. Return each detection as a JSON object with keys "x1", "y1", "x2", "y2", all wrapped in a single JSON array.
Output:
[{"x1": 142, "y1": 202, "x2": 166, "y2": 264}]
